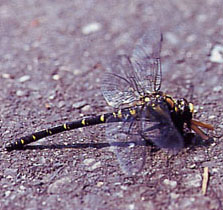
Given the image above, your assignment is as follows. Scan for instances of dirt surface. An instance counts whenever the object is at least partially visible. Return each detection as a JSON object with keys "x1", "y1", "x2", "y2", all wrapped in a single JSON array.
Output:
[{"x1": 1, "y1": 0, "x2": 223, "y2": 210}]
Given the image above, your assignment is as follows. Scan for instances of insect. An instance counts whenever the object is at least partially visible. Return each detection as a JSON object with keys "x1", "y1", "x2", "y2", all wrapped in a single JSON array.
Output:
[{"x1": 5, "y1": 27, "x2": 214, "y2": 175}]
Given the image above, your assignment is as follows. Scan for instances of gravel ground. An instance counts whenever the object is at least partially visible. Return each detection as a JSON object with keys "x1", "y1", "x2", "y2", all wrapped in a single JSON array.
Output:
[{"x1": 1, "y1": 0, "x2": 223, "y2": 210}]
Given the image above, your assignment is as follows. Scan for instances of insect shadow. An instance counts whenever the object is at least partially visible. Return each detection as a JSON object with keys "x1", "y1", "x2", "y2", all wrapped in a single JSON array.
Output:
[{"x1": 18, "y1": 133, "x2": 213, "y2": 151}]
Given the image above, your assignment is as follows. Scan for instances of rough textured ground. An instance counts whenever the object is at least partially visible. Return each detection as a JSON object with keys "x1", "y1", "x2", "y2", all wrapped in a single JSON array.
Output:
[{"x1": 1, "y1": 0, "x2": 223, "y2": 210}]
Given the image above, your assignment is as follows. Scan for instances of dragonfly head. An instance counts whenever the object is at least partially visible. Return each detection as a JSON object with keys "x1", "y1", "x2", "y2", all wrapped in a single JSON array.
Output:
[
  {"x1": 176, "y1": 98, "x2": 214, "y2": 140},
  {"x1": 176, "y1": 98, "x2": 193, "y2": 124},
  {"x1": 164, "y1": 96, "x2": 193, "y2": 124}
]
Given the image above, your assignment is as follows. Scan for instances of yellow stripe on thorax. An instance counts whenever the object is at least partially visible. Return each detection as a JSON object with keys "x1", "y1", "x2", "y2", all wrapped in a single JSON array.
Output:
[
  {"x1": 129, "y1": 109, "x2": 136, "y2": 116},
  {"x1": 117, "y1": 110, "x2": 122, "y2": 118}
]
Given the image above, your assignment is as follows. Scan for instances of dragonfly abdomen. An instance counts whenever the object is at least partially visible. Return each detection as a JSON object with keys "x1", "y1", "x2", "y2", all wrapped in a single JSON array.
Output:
[{"x1": 5, "y1": 107, "x2": 139, "y2": 151}]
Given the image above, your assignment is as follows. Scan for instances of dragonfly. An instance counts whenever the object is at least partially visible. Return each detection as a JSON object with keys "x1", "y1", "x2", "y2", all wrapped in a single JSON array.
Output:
[{"x1": 5, "y1": 27, "x2": 214, "y2": 175}]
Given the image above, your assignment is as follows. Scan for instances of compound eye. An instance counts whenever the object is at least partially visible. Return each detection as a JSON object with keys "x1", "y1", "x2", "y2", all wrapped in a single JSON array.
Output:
[{"x1": 189, "y1": 103, "x2": 194, "y2": 113}]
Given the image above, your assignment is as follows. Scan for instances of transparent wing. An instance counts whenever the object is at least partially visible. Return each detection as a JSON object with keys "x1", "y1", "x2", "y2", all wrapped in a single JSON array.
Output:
[
  {"x1": 141, "y1": 101, "x2": 184, "y2": 151},
  {"x1": 131, "y1": 27, "x2": 163, "y2": 93},
  {"x1": 106, "y1": 114, "x2": 146, "y2": 175},
  {"x1": 101, "y1": 55, "x2": 143, "y2": 108}
]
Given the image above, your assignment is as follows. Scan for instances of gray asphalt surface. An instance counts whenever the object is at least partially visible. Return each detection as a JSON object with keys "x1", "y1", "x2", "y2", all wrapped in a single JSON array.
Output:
[{"x1": 1, "y1": 0, "x2": 223, "y2": 210}]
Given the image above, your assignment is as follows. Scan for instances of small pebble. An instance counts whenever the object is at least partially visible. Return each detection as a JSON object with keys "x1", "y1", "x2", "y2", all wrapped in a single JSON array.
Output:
[
  {"x1": 52, "y1": 74, "x2": 60, "y2": 80},
  {"x1": 5, "y1": 191, "x2": 11, "y2": 197},
  {"x1": 45, "y1": 103, "x2": 51, "y2": 109},
  {"x1": 16, "y1": 90, "x2": 26, "y2": 97},
  {"x1": 83, "y1": 158, "x2": 101, "y2": 171},
  {"x1": 19, "y1": 185, "x2": 26, "y2": 191},
  {"x1": 81, "y1": 105, "x2": 91, "y2": 112},
  {"x1": 210, "y1": 45, "x2": 223, "y2": 63},
  {"x1": 213, "y1": 86, "x2": 222, "y2": 92},
  {"x1": 72, "y1": 69, "x2": 81, "y2": 75},
  {"x1": 2, "y1": 73, "x2": 11, "y2": 79},
  {"x1": 48, "y1": 92, "x2": 56, "y2": 100},
  {"x1": 18, "y1": 75, "x2": 30, "y2": 83},
  {"x1": 120, "y1": 185, "x2": 128, "y2": 190},
  {"x1": 188, "y1": 164, "x2": 196, "y2": 169},
  {"x1": 58, "y1": 101, "x2": 65, "y2": 108},
  {"x1": 163, "y1": 179, "x2": 177, "y2": 188},
  {"x1": 128, "y1": 204, "x2": 135, "y2": 210},
  {"x1": 209, "y1": 115, "x2": 216, "y2": 119},
  {"x1": 170, "y1": 192, "x2": 180, "y2": 199},
  {"x1": 89, "y1": 161, "x2": 101, "y2": 171},
  {"x1": 83, "y1": 158, "x2": 95, "y2": 166},
  {"x1": 96, "y1": 182, "x2": 103, "y2": 187},
  {"x1": 47, "y1": 176, "x2": 72, "y2": 194},
  {"x1": 81, "y1": 22, "x2": 102, "y2": 35},
  {"x1": 72, "y1": 101, "x2": 87, "y2": 109},
  {"x1": 193, "y1": 155, "x2": 205, "y2": 162}
]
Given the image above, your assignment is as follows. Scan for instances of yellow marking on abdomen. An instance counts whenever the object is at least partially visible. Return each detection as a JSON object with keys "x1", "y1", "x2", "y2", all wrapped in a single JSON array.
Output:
[
  {"x1": 32, "y1": 135, "x2": 36, "y2": 140},
  {"x1": 21, "y1": 139, "x2": 25, "y2": 144},
  {"x1": 100, "y1": 114, "x2": 105, "y2": 122},
  {"x1": 63, "y1": 124, "x2": 67, "y2": 129},
  {"x1": 81, "y1": 119, "x2": 86, "y2": 125},
  {"x1": 47, "y1": 129, "x2": 53, "y2": 135},
  {"x1": 113, "y1": 112, "x2": 117, "y2": 118}
]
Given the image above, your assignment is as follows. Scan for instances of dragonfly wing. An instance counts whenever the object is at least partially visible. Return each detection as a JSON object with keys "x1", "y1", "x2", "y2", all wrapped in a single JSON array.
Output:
[
  {"x1": 101, "y1": 55, "x2": 142, "y2": 108},
  {"x1": 105, "y1": 114, "x2": 146, "y2": 175},
  {"x1": 141, "y1": 101, "x2": 184, "y2": 151},
  {"x1": 131, "y1": 27, "x2": 163, "y2": 92}
]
